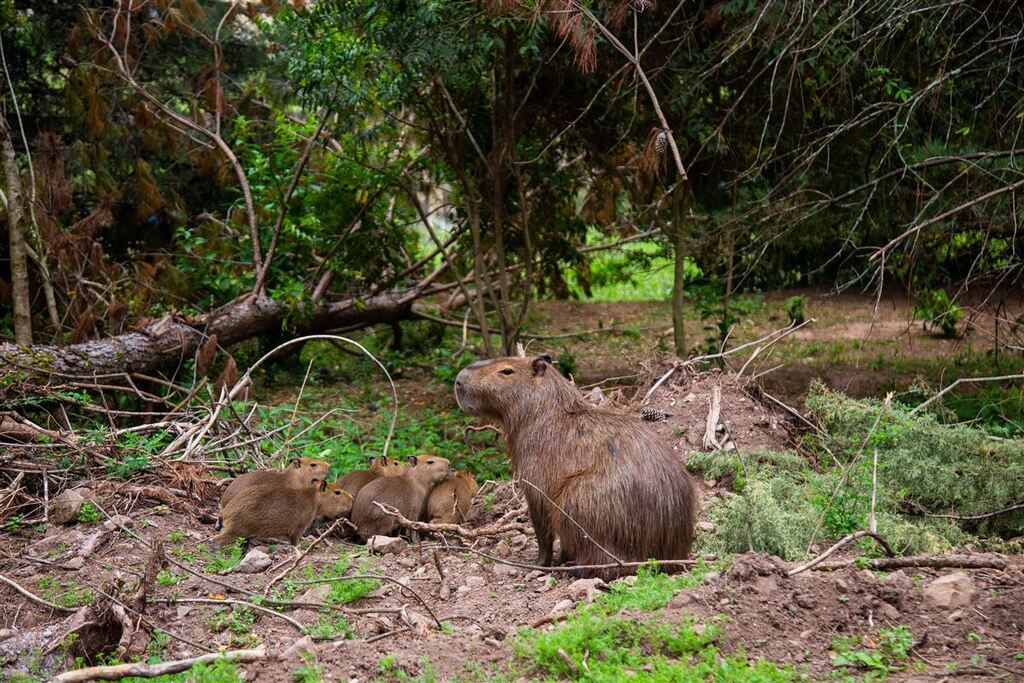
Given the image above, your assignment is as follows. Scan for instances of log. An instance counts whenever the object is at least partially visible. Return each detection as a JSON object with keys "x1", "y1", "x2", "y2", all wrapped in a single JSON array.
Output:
[{"x1": 0, "y1": 290, "x2": 415, "y2": 381}]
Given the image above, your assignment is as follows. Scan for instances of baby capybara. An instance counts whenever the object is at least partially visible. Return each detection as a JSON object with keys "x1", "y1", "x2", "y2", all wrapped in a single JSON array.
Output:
[
  {"x1": 425, "y1": 469, "x2": 478, "y2": 524},
  {"x1": 213, "y1": 479, "x2": 352, "y2": 548},
  {"x1": 337, "y1": 455, "x2": 406, "y2": 501},
  {"x1": 216, "y1": 456, "x2": 329, "y2": 530},
  {"x1": 351, "y1": 455, "x2": 452, "y2": 540},
  {"x1": 455, "y1": 355, "x2": 698, "y2": 579}
]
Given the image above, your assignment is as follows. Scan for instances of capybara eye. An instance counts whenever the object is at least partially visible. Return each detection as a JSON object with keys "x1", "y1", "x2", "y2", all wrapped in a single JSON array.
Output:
[
  {"x1": 427, "y1": 460, "x2": 435, "y2": 464},
  {"x1": 499, "y1": 368, "x2": 514, "y2": 375}
]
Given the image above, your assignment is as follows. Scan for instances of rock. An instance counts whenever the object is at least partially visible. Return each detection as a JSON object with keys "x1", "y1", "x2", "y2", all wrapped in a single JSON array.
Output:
[
  {"x1": 65, "y1": 557, "x2": 86, "y2": 570},
  {"x1": 697, "y1": 521, "x2": 716, "y2": 533},
  {"x1": 754, "y1": 576, "x2": 779, "y2": 595},
  {"x1": 946, "y1": 609, "x2": 964, "y2": 622},
  {"x1": 176, "y1": 606, "x2": 193, "y2": 619},
  {"x1": 102, "y1": 515, "x2": 132, "y2": 531},
  {"x1": 924, "y1": 572, "x2": 975, "y2": 609},
  {"x1": 467, "y1": 563, "x2": 483, "y2": 574},
  {"x1": 511, "y1": 534, "x2": 530, "y2": 549},
  {"x1": 525, "y1": 570, "x2": 543, "y2": 581},
  {"x1": 0, "y1": 628, "x2": 14, "y2": 641},
  {"x1": 492, "y1": 540, "x2": 512, "y2": 557},
  {"x1": 396, "y1": 556, "x2": 417, "y2": 568},
  {"x1": 49, "y1": 490, "x2": 85, "y2": 525},
  {"x1": 456, "y1": 585, "x2": 472, "y2": 598},
  {"x1": 401, "y1": 609, "x2": 431, "y2": 636},
  {"x1": 668, "y1": 592, "x2": 692, "y2": 608},
  {"x1": 439, "y1": 581, "x2": 451, "y2": 601},
  {"x1": 464, "y1": 575, "x2": 486, "y2": 588},
  {"x1": 367, "y1": 535, "x2": 407, "y2": 555},
  {"x1": 280, "y1": 635, "x2": 316, "y2": 661},
  {"x1": 536, "y1": 576, "x2": 557, "y2": 593},
  {"x1": 567, "y1": 577, "x2": 608, "y2": 603},
  {"x1": 78, "y1": 530, "x2": 108, "y2": 557},
  {"x1": 703, "y1": 572, "x2": 720, "y2": 583},
  {"x1": 222, "y1": 549, "x2": 273, "y2": 575},
  {"x1": 298, "y1": 584, "x2": 332, "y2": 604},
  {"x1": 878, "y1": 601, "x2": 900, "y2": 620},
  {"x1": 793, "y1": 592, "x2": 816, "y2": 609},
  {"x1": 492, "y1": 563, "x2": 518, "y2": 578},
  {"x1": 585, "y1": 387, "x2": 605, "y2": 405},
  {"x1": 549, "y1": 599, "x2": 574, "y2": 616}
]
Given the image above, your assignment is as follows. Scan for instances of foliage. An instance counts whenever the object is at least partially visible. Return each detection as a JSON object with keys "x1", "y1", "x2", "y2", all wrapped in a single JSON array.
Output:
[
  {"x1": 122, "y1": 657, "x2": 244, "y2": 683},
  {"x1": 205, "y1": 539, "x2": 246, "y2": 574},
  {"x1": 783, "y1": 296, "x2": 807, "y2": 326},
  {"x1": 36, "y1": 576, "x2": 94, "y2": 609},
  {"x1": 209, "y1": 605, "x2": 260, "y2": 648},
  {"x1": 691, "y1": 387, "x2": 1024, "y2": 559},
  {"x1": 77, "y1": 501, "x2": 100, "y2": 524},
  {"x1": 831, "y1": 625, "x2": 915, "y2": 680},
  {"x1": 913, "y1": 289, "x2": 963, "y2": 338}
]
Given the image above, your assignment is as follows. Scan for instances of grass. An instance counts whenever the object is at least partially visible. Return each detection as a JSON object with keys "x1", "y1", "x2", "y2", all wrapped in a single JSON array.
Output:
[
  {"x1": 830, "y1": 625, "x2": 916, "y2": 681},
  {"x1": 36, "y1": 576, "x2": 94, "y2": 608},
  {"x1": 121, "y1": 657, "x2": 245, "y2": 682}
]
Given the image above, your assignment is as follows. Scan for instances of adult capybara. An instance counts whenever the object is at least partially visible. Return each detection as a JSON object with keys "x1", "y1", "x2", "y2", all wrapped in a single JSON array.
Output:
[
  {"x1": 351, "y1": 455, "x2": 452, "y2": 540},
  {"x1": 337, "y1": 455, "x2": 406, "y2": 501},
  {"x1": 454, "y1": 355, "x2": 698, "y2": 579},
  {"x1": 425, "y1": 469, "x2": 478, "y2": 524},
  {"x1": 213, "y1": 479, "x2": 352, "y2": 548}
]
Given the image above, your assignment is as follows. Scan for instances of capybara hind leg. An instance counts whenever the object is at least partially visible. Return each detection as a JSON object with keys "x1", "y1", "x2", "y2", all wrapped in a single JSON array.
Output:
[
  {"x1": 210, "y1": 531, "x2": 238, "y2": 548},
  {"x1": 529, "y1": 511, "x2": 555, "y2": 566}
]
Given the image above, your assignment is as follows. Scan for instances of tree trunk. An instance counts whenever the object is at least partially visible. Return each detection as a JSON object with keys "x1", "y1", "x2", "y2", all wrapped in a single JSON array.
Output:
[
  {"x1": 0, "y1": 290, "x2": 416, "y2": 380},
  {"x1": 670, "y1": 191, "x2": 687, "y2": 357},
  {"x1": 1, "y1": 119, "x2": 33, "y2": 345}
]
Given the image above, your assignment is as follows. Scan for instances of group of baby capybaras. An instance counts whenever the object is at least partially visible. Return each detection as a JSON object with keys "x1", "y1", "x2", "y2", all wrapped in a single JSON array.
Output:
[{"x1": 211, "y1": 454, "x2": 478, "y2": 549}]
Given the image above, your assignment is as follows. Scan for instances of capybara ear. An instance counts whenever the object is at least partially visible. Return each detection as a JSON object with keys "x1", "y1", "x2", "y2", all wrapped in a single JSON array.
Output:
[
  {"x1": 319, "y1": 479, "x2": 328, "y2": 492},
  {"x1": 368, "y1": 456, "x2": 378, "y2": 467},
  {"x1": 539, "y1": 352, "x2": 552, "y2": 363},
  {"x1": 408, "y1": 455, "x2": 418, "y2": 467},
  {"x1": 289, "y1": 458, "x2": 300, "y2": 469},
  {"x1": 532, "y1": 356, "x2": 548, "y2": 377}
]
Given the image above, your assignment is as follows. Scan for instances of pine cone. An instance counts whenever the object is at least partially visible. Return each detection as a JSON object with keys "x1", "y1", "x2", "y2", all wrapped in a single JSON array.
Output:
[
  {"x1": 641, "y1": 407, "x2": 667, "y2": 422},
  {"x1": 654, "y1": 130, "x2": 668, "y2": 156}
]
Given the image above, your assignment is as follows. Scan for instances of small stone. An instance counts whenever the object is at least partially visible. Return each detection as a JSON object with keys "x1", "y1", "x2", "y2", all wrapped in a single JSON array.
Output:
[
  {"x1": 367, "y1": 535, "x2": 407, "y2": 555},
  {"x1": 697, "y1": 521, "x2": 716, "y2": 533},
  {"x1": 492, "y1": 540, "x2": 512, "y2": 557},
  {"x1": 65, "y1": 556, "x2": 86, "y2": 570},
  {"x1": 102, "y1": 514, "x2": 133, "y2": 532},
  {"x1": 396, "y1": 556, "x2": 417, "y2": 568},
  {"x1": 879, "y1": 601, "x2": 899, "y2": 619},
  {"x1": 401, "y1": 609, "x2": 431, "y2": 636},
  {"x1": 492, "y1": 563, "x2": 517, "y2": 578},
  {"x1": 0, "y1": 628, "x2": 15, "y2": 641},
  {"x1": 549, "y1": 599, "x2": 574, "y2": 616},
  {"x1": 524, "y1": 570, "x2": 543, "y2": 581},
  {"x1": 78, "y1": 530, "x2": 108, "y2": 557},
  {"x1": 49, "y1": 490, "x2": 85, "y2": 525},
  {"x1": 511, "y1": 534, "x2": 530, "y2": 549},
  {"x1": 537, "y1": 577, "x2": 557, "y2": 593},
  {"x1": 704, "y1": 479, "x2": 718, "y2": 488},
  {"x1": 586, "y1": 387, "x2": 605, "y2": 405},
  {"x1": 176, "y1": 606, "x2": 193, "y2": 619},
  {"x1": 567, "y1": 577, "x2": 608, "y2": 603},
  {"x1": 799, "y1": 629, "x2": 813, "y2": 640},
  {"x1": 703, "y1": 572, "x2": 720, "y2": 583},
  {"x1": 923, "y1": 572, "x2": 975, "y2": 609},
  {"x1": 793, "y1": 592, "x2": 815, "y2": 609},
  {"x1": 467, "y1": 563, "x2": 483, "y2": 573},
  {"x1": 456, "y1": 585, "x2": 472, "y2": 598},
  {"x1": 835, "y1": 578, "x2": 849, "y2": 592},
  {"x1": 280, "y1": 635, "x2": 316, "y2": 661},
  {"x1": 464, "y1": 575, "x2": 486, "y2": 588},
  {"x1": 754, "y1": 576, "x2": 779, "y2": 595},
  {"x1": 668, "y1": 592, "x2": 692, "y2": 608},
  {"x1": 946, "y1": 609, "x2": 964, "y2": 622},
  {"x1": 439, "y1": 582, "x2": 451, "y2": 601},
  {"x1": 222, "y1": 549, "x2": 272, "y2": 575},
  {"x1": 298, "y1": 584, "x2": 332, "y2": 604}
]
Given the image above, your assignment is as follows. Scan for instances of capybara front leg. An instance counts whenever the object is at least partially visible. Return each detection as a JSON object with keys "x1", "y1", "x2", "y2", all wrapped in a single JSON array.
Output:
[{"x1": 528, "y1": 503, "x2": 555, "y2": 566}]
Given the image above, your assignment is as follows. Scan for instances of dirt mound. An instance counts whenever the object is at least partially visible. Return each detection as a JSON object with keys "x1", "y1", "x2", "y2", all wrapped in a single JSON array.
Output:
[
  {"x1": 622, "y1": 362, "x2": 801, "y2": 457},
  {"x1": 672, "y1": 553, "x2": 1024, "y2": 680}
]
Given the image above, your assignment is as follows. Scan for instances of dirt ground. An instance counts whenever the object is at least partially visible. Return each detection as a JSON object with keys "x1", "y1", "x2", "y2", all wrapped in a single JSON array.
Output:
[{"x1": 3, "y1": 362, "x2": 1023, "y2": 681}]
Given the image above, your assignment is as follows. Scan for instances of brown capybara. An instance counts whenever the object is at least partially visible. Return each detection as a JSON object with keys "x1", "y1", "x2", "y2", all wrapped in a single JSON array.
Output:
[
  {"x1": 425, "y1": 469, "x2": 478, "y2": 524},
  {"x1": 337, "y1": 455, "x2": 407, "y2": 501},
  {"x1": 220, "y1": 456, "x2": 330, "y2": 513},
  {"x1": 454, "y1": 354, "x2": 698, "y2": 579},
  {"x1": 351, "y1": 455, "x2": 452, "y2": 540},
  {"x1": 212, "y1": 478, "x2": 352, "y2": 548}
]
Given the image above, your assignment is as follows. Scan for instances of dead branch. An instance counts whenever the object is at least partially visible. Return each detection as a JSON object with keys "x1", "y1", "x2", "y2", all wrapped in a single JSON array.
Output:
[
  {"x1": 0, "y1": 572, "x2": 77, "y2": 612},
  {"x1": 154, "y1": 597, "x2": 303, "y2": 632},
  {"x1": 370, "y1": 501, "x2": 532, "y2": 539},
  {"x1": 262, "y1": 519, "x2": 342, "y2": 598},
  {"x1": 910, "y1": 373, "x2": 1024, "y2": 416},
  {"x1": 904, "y1": 500, "x2": 1024, "y2": 521},
  {"x1": 787, "y1": 530, "x2": 896, "y2": 577},
  {"x1": 50, "y1": 647, "x2": 268, "y2": 682},
  {"x1": 811, "y1": 554, "x2": 1008, "y2": 572},
  {"x1": 702, "y1": 383, "x2": 723, "y2": 450}
]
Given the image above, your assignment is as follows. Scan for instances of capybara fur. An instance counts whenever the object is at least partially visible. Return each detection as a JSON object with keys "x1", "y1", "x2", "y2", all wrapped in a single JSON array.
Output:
[
  {"x1": 213, "y1": 478, "x2": 351, "y2": 548},
  {"x1": 351, "y1": 455, "x2": 452, "y2": 540},
  {"x1": 220, "y1": 456, "x2": 329, "y2": 512},
  {"x1": 337, "y1": 455, "x2": 406, "y2": 502},
  {"x1": 455, "y1": 355, "x2": 698, "y2": 579},
  {"x1": 426, "y1": 470, "x2": 478, "y2": 524}
]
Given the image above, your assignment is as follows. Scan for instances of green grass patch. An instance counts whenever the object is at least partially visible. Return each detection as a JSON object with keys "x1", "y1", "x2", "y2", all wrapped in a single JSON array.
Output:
[{"x1": 122, "y1": 657, "x2": 244, "y2": 682}]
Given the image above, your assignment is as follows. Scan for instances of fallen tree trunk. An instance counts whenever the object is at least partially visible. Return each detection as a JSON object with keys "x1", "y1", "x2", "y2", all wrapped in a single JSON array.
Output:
[{"x1": 0, "y1": 290, "x2": 416, "y2": 381}]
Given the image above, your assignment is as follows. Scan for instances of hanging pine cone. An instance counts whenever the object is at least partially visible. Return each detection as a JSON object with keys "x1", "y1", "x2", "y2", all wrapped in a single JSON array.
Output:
[
  {"x1": 654, "y1": 130, "x2": 668, "y2": 156},
  {"x1": 641, "y1": 407, "x2": 667, "y2": 422}
]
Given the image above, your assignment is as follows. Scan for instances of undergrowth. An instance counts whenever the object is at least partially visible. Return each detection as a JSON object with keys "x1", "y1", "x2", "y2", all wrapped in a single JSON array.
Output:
[{"x1": 691, "y1": 384, "x2": 1024, "y2": 560}]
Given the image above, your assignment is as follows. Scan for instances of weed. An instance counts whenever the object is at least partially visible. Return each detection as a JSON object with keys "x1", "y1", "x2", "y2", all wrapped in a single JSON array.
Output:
[
  {"x1": 78, "y1": 501, "x2": 100, "y2": 524},
  {"x1": 376, "y1": 655, "x2": 437, "y2": 682},
  {"x1": 209, "y1": 605, "x2": 260, "y2": 648},
  {"x1": 914, "y1": 288, "x2": 963, "y2": 338},
  {"x1": 783, "y1": 294, "x2": 807, "y2": 325},
  {"x1": 36, "y1": 576, "x2": 94, "y2": 608},
  {"x1": 5, "y1": 514, "x2": 25, "y2": 533},
  {"x1": 169, "y1": 530, "x2": 184, "y2": 543},
  {"x1": 304, "y1": 612, "x2": 352, "y2": 639},
  {"x1": 831, "y1": 625, "x2": 914, "y2": 678},
  {"x1": 206, "y1": 539, "x2": 246, "y2": 574},
  {"x1": 292, "y1": 653, "x2": 324, "y2": 682},
  {"x1": 122, "y1": 656, "x2": 245, "y2": 682},
  {"x1": 156, "y1": 569, "x2": 182, "y2": 586}
]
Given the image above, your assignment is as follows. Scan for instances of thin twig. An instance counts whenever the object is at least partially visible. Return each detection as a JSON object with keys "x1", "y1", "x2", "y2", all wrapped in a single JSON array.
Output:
[
  {"x1": 154, "y1": 597, "x2": 303, "y2": 632},
  {"x1": 788, "y1": 530, "x2": 895, "y2": 577},
  {"x1": 0, "y1": 572, "x2": 77, "y2": 613},
  {"x1": 370, "y1": 502, "x2": 532, "y2": 539},
  {"x1": 262, "y1": 519, "x2": 342, "y2": 598},
  {"x1": 910, "y1": 373, "x2": 1024, "y2": 416}
]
